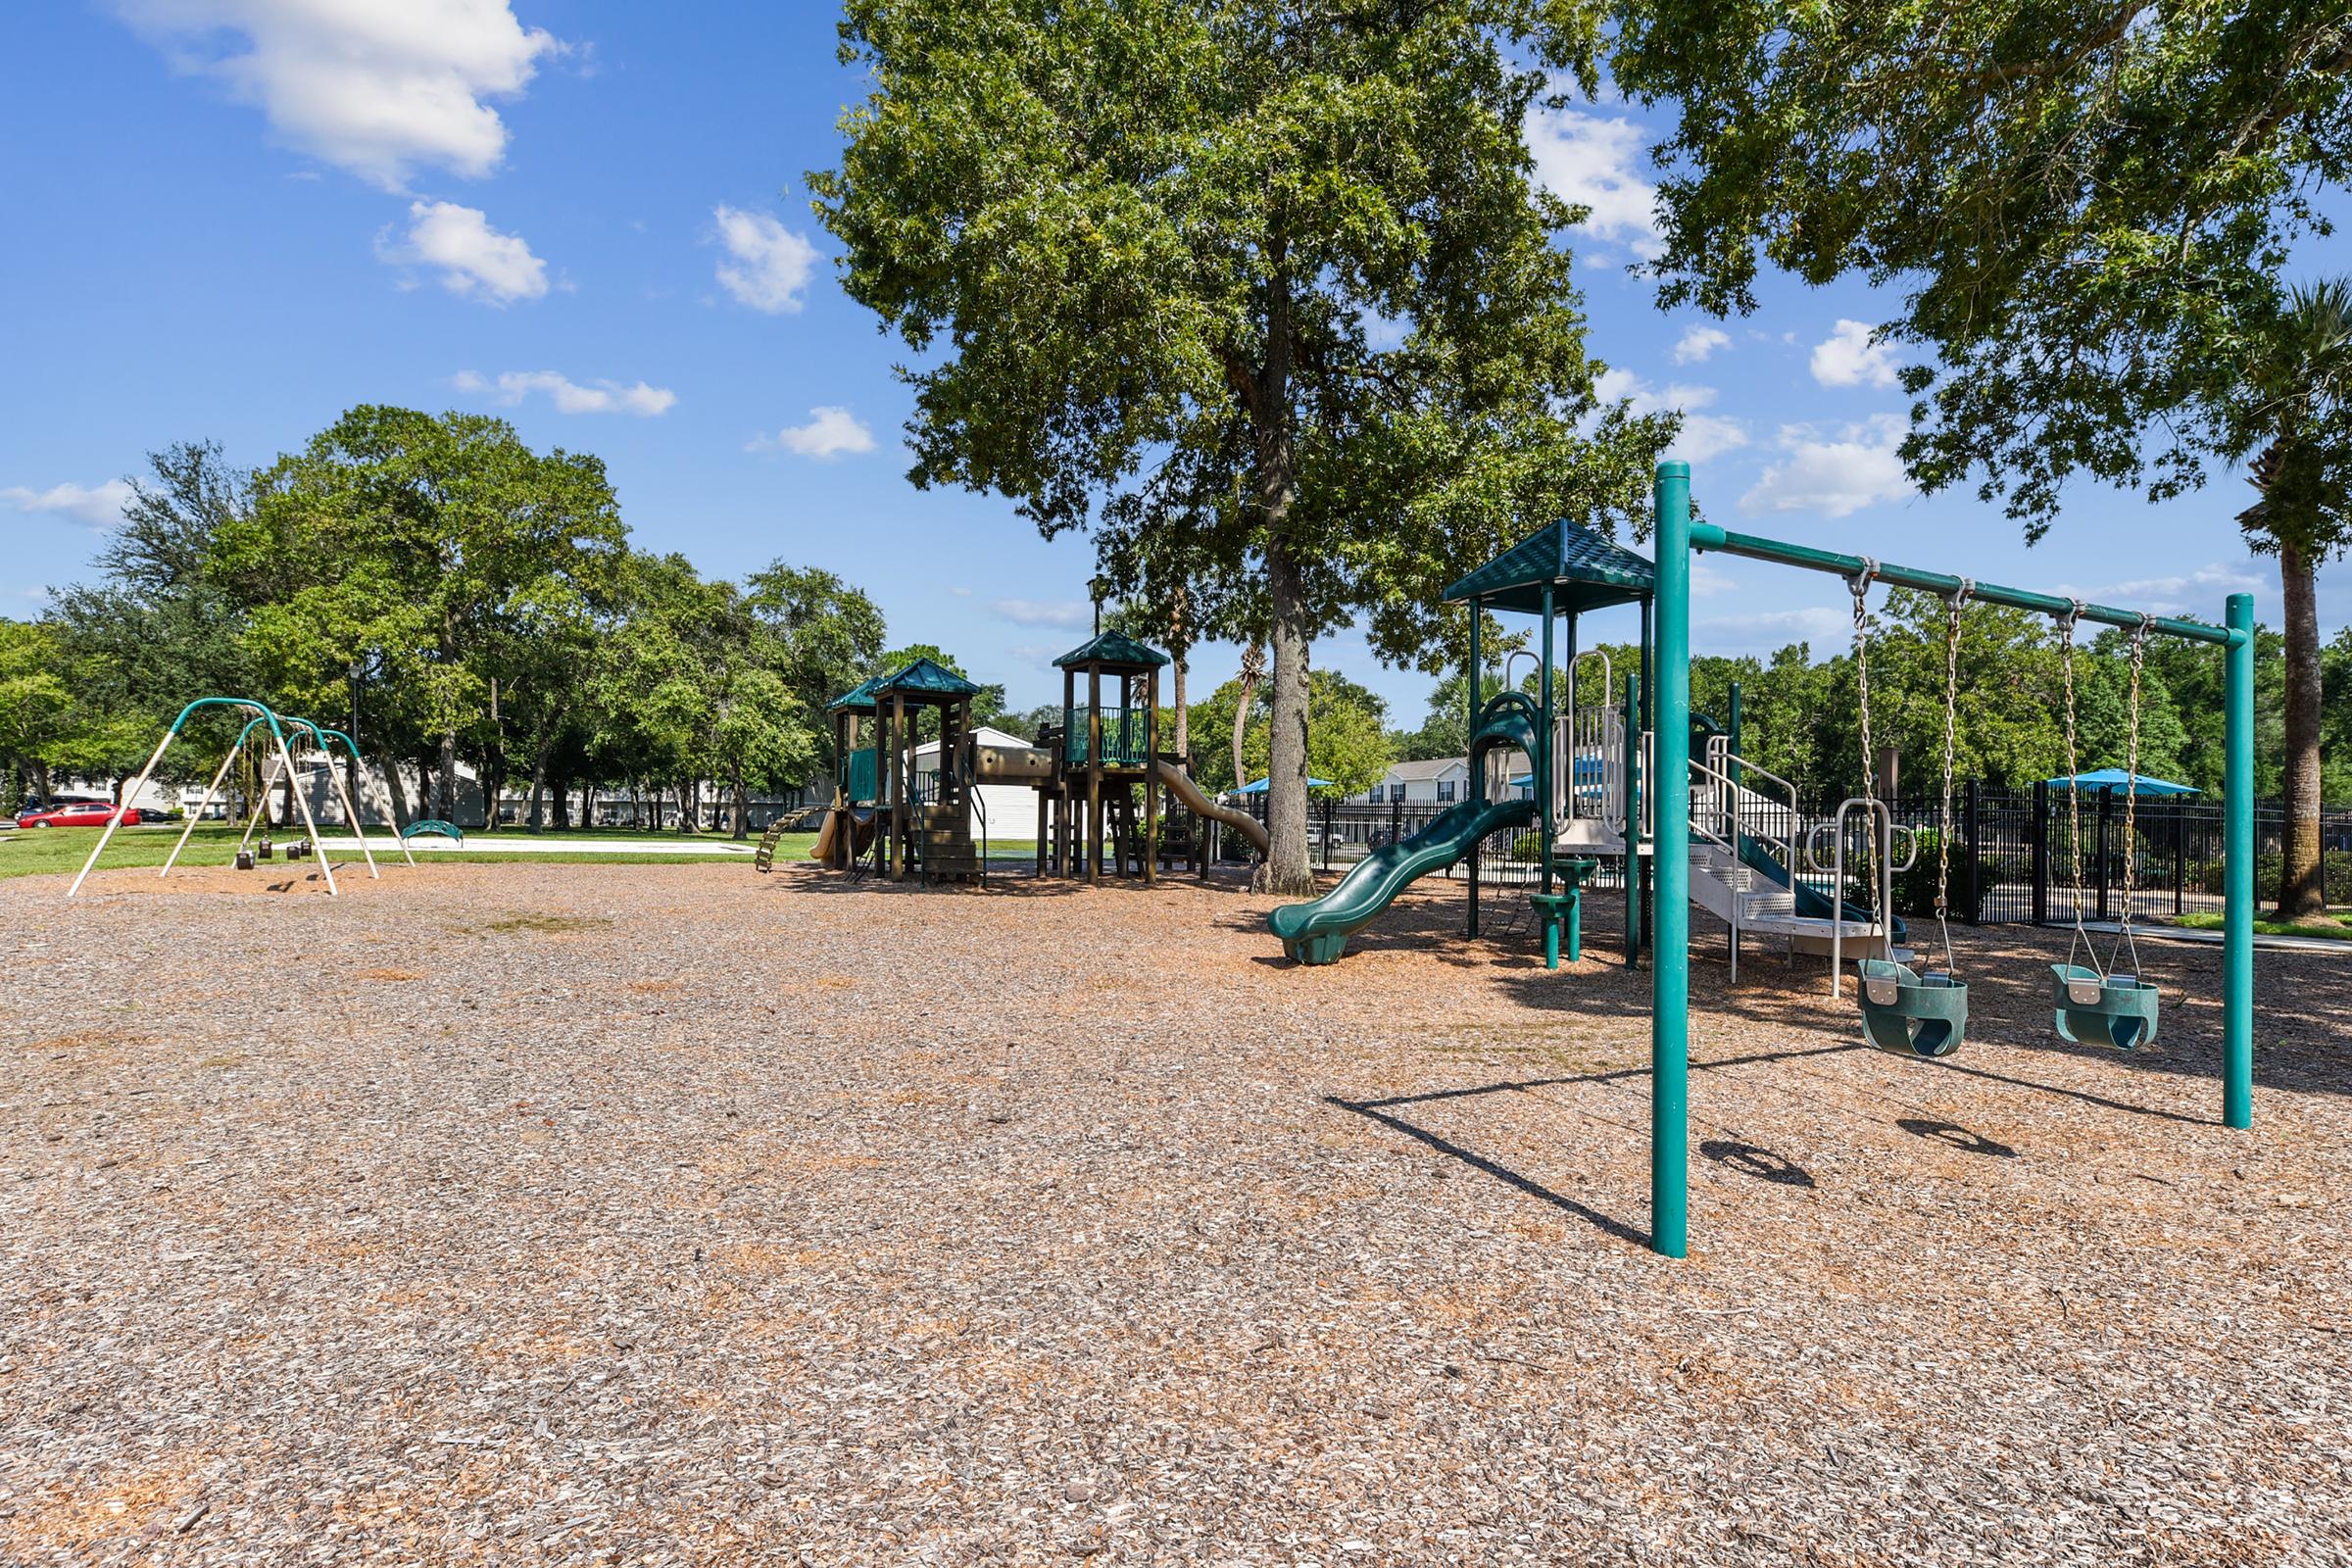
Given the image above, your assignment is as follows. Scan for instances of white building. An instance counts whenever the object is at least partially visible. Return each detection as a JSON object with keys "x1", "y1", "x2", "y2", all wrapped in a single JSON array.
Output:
[
  {"x1": 911, "y1": 724, "x2": 1043, "y2": 841},
  {"x1": 1350, "y1": 752, "x2": 1534, "y2": 807}
]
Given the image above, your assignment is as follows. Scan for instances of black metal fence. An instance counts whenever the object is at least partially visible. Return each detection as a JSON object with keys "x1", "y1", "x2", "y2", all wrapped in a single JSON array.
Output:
[{"x1": 1239, "y1": 787, "x2": 2351, "y2": 924}]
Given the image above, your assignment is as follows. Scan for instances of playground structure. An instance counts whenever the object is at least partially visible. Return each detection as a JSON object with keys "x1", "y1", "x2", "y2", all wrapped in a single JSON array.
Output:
[
  {"x1": 1270, "y1": 513, "x2": 1893, "y2": 971},
  {"x1": 67, "y1": 697, "x2": 409, "y2": 898},
  {"x1": 812, "y1": 636, "x2": 1266, "y2": 886}
]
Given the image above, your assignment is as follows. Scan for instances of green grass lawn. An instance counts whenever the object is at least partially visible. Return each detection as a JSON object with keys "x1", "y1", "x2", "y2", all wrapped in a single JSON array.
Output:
[
  {"x1": 0, "y1": 821, "x2": 792, "y2": 881},
  {"x1": 2175, "y1": 909, "x2": 2352, "y2": 941}
]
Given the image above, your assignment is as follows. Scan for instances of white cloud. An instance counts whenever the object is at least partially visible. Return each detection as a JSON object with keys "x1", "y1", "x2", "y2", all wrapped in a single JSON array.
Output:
[
  {"x1": 1672, "y1": 325, "x2": 1731, "y2": 365},
  {"x1": 2054, "y1": 564, "x2": 2266, "y2": 616},
  {"x1": 385, "y1": 200, "x2": 547, "y2": 303},
  {"x1": 711, "y1": 204, "x2": 819, "y2": 315},
  {"x1": 1690, "y1": 560, "x2": 1739, "y2": 597},
  {"x1": 1700, "y1": 607, "x2": 1850, "y2": 645},
  {"x1": 990, "y1": 598, "x2": 1091, "y2": 630},
  {"x1": 2, "y1": 479, "x2": 134, "y2": 528},
  {"x1": 1594, "y1": 369, "x2": 1750, "y2": 463},
  {"x1": 113, "y1": 0, "x2": 561, "y2": 189},
  {"x1": 749, "y1": 407, "x2": 875, "y2": 459},
  {"x1": 1738, "y1": 415, "x2": 1917, "y2": 518},
  {"x1": 454, "y1": 368, "x2": 674, "y2": 416},
  {"x1": 1527, "y1": 110, "x2": 1662, "y2": 259},
  {"x1": 1810, "y1": 318, "x2": 1902, "y2": 390}
]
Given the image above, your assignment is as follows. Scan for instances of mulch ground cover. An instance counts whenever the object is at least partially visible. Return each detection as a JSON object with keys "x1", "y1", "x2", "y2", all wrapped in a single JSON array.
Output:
[{"x1": 5, "y1": 859, "x2": 2348, "y2": 1565}]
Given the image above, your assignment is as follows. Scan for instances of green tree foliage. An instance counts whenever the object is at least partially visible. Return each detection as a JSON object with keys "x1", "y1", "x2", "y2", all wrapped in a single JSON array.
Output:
[
  {"x1": 33, "y1": 414, "x2": 875, "y2": 832},
  {"x1": 1190, "y1": 668, "x2": 1392, "y2": 800},
  {"x1": 1609, "y1": 3, "x2": 2352, "y2": 906},
  {"x1": 813, "y1": 0, "x2": 1672, "y2": 892},
  {"x1": 0, "y1": 620, "x2": 73, "y2": 810}
]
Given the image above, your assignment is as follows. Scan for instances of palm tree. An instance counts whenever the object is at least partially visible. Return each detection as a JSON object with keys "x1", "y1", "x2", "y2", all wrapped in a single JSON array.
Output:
[
  {"x1": 1232, "y1": 641, "x2": 1265, "y2": 798},
  {"x1": 2234, "y1": 278, "x2": 2352, "y2": 918}
]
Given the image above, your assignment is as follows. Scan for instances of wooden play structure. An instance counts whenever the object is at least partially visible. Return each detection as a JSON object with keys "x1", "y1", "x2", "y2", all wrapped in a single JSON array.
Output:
[{"x1": 809, "y1": 635, "x2": 1265, "y2": 888}]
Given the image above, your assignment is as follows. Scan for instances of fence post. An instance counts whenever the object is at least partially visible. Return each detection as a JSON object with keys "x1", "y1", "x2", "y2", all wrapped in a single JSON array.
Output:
[
  {"x1": 1392, "y1": 795, "x2": 1401, "y2": 847},
  {"x1": 2031, "y1": 781, "x2": 2050, "y2": 926},
  {"x1": 2096, "y1": 787, "x2": 2112, "y2": 922},
  {"x1": 1964, "y1": 779, "x2": 1982, "y2": 925},
  {"x1": 2173, "y1": 803, "x2": 2185, "y2": 916}
]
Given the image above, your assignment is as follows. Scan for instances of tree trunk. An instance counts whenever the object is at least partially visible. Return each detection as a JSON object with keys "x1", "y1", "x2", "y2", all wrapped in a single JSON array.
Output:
[
  {"x1": 2278, "y1": 536, "x2": 2326, "y2": 917},
  {"x1": 382, "y1": 752, "x2": 411, "y2": 827},
  {"x1": 1232, "y1": 658, "x2": 1257, "y2": 803},
  {"x1": 437, "y1": 729, "x2": 458, "y2": 822},
  {"x1": 1259, "y1": 535, "x2": 1315, "y2": 895},
  {"x1": 1168, "y1": 586, "x2": 1191, "y2": 764},
  {"x1": 732, "y1": 765, "x2": 750, "y2": 840}
]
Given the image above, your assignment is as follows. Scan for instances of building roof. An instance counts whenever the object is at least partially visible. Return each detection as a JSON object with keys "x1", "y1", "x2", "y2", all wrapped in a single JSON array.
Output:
[
  {"x1": 1443, "y1": 519, "x2": 1656, "y2": 615},
  {"x1": 1053, "y1": 629, "x2": 1169, "y2": 670},
  {"x1": 910, "y1": 724, "x2": 1035, "y2": 760},
  {"x1": 1382, "y1": 757, "x2": 1471, "y2": 782}
]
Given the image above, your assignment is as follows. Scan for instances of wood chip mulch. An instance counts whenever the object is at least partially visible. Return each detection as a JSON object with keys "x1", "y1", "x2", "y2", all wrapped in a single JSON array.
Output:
[{"x1": 5, "y1": 859, "x2": 2349, "y2": 1566}]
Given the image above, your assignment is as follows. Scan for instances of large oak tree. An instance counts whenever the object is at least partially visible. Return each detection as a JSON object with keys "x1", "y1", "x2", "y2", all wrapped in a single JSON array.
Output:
[{"x1": 812, "y1": 0, "x2": 1668, "y2": 893}]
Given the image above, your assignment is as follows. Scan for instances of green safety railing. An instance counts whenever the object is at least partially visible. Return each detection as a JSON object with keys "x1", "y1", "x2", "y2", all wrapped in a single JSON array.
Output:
[{"x1": 1061, "y1": 712, "x2": 1153, "y2": 768}]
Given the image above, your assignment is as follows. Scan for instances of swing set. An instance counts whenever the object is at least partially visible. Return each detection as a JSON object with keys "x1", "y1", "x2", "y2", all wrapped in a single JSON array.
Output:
[
  {"x1": 1645, "y1": 462, "x2": 2257, "y2": 1259},
  {"x1": 66, "y1": 697, "x2": 411, "y2": 898}
]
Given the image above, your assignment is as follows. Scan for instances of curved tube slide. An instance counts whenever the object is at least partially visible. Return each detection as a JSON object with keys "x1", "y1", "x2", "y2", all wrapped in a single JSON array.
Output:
[{"x1": 1153, "y1": 760, "x2": 1268, "y2": 858}]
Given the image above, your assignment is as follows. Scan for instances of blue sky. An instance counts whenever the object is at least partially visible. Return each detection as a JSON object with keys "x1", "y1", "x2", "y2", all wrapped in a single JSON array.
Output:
[{"x1": 2, "y1": 3, "x2": 2336, "y2": 734}]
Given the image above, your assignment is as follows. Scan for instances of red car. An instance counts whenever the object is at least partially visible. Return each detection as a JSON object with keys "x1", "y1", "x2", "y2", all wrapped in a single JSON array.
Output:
[{"x1": 16, "y1": 800, "x2": 145, "y2": 828}]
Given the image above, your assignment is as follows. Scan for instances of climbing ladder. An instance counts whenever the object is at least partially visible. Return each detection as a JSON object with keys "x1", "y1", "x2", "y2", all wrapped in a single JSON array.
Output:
[{"x1": 754, "y1": 818, "x2": 788, "y2": 872}]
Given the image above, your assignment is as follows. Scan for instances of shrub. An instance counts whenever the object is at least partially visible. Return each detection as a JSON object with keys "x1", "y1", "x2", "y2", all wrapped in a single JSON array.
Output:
[
  {"x1": 1891, "y1": 829, "x2": 1999, "y2": 922},
  {"x1": 2201, "y1": 850, "x2": 2352, "y2": 905}
]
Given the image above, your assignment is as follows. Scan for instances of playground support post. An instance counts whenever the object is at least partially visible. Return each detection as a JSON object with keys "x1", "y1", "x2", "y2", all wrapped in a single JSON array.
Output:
[
  {"x1": 1649, "y1": 462, "x2": 1692, "y2": 1259},
  {"x1": 1466, "y1": 595, "x2": 1482, "y2": 938},
  {"x1": 1540, "y1": 582, "x2": 1555, "y2": 897},
  {"x1": 2224, "y1": 591, "x2": 2254, "y2": 1128}
]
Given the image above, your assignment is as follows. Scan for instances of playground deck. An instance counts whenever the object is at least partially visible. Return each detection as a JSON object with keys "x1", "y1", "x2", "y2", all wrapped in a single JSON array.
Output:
[{"x1": 5, "y1": 862, "x2": 2349, "y2": 1564}]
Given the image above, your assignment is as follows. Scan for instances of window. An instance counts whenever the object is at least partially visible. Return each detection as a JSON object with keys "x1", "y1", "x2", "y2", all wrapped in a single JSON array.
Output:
[{"x1": 1436, "y1": 779, "x2": 1457, "y2": 804}]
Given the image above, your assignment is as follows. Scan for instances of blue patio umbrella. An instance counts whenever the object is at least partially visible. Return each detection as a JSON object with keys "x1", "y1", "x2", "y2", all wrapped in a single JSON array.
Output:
[
  {"x1": 1233, "y1": 775, "x2": 1334, "y2": 794},
  {"x1": 2044, "y1": 768, "x2": 2199, "y2": 798}
]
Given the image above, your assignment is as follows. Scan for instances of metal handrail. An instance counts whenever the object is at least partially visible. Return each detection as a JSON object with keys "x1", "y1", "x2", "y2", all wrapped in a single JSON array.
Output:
[
  {"x1": 971, "y1": 777, "x2": 988, "y2": 891},
  {"x1": 1816, "y1": 797, "x2": 1912, "y2": 996}
]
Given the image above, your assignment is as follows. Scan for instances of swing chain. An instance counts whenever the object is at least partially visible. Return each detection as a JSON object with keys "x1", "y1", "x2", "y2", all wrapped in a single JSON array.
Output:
[
  {"x1": 2055, "y1": 599, "x2": 2096, "y2": 973},
  {"x1": 1935, "y1": 579, "x2": 1973, "y2": 973},
  {"x1": 2112, "y1": 612, "x2": 2155, "y2": 979},
  {"x1": 1848, "y1": 561, "x2": 1882, "y2": 930}
]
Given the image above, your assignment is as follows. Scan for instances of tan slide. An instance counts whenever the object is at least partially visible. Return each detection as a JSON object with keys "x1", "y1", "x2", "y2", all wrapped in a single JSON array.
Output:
[{"x1": 1152, "y1": 760, "x2": 1268, "y2": 858}]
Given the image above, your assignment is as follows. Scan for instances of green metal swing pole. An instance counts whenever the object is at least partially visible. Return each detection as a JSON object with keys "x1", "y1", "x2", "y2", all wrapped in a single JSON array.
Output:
[
  {"x1": 1687, "y1": 524, "x2": 2235, "y2": 646},
  {"x1": 2224, "y1": 592, "x2": 2254, "y2": 1128},
  {"x1": 1650, "y1": 462, "x2": 1693, "y2": 1258}
]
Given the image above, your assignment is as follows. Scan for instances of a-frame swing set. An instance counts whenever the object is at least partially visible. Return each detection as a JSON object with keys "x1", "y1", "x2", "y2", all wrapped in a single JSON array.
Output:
[
  {"x1": 66, "y1": 697, "x2": 411, "y2": 898},
  {"x1": 1645, "y1": 461, "x2": 2257, "y2": 1259}
]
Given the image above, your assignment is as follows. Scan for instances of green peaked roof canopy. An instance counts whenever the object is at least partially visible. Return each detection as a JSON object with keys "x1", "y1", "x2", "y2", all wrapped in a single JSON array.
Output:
[
  {"x1": 871, "y1": 656, "x2": 984, "y2": 701},
  {"x1": 825, "y1": 673, "x2": 885, "y2": 713},
  {"x1": 1444, "y1": 519, "x2": 1656, "y2": 615},
  {"x1": 1053, "y1": 629, "x2": 1170, "y2": 670}
]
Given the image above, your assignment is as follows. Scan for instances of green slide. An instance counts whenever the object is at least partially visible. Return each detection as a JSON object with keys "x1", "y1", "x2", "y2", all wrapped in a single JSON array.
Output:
[{"x1": 1269, "y1": 795, "x2": 1539, "y2": 965}]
